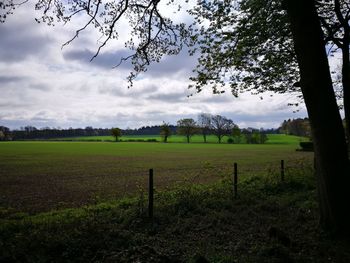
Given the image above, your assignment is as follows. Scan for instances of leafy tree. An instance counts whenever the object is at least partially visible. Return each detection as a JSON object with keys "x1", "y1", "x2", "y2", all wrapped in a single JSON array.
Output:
[
  {"x1": 232, "y1": 125, "x2": 242, "y2": 144},
  {"x1": 160, "y1": 122, "x2": 171, "y2": 143},
  {"x1": 210, "y1": 115, "x2": 235, "y2": 143},
  {"x1": 177, "y1": 118, "x2": 198, "y2": 143},
  {"x1": 190, "y1": 0, "x2": 350, "y2": 142},
  {"x1": 111, "y1": 128, "x2": 122, "y2": 142},
  {"x1": 259, "y1": 132, "x2": 268, "y2": 144},
  {"x1": 317, "y1": 0, "x2": 350, "y2": 141},
  {"x1": 279, "y1": 118, "x2": 311, "y2": 137},
  {"x1": 285, "y1": 0, "x2": 350, "y2": 234},
  {"x1": 197, "y1": 113, "x2": 212, "y2": 143},
  {"x1": 0, "y1": 126, "x2": 12, "y2": 141},
  {"x1": 0, "y1": 131, "x2": 5, "y2": 141},
  {"x1": 192, "y1": 0, "x2": 350, "y2": 234}
]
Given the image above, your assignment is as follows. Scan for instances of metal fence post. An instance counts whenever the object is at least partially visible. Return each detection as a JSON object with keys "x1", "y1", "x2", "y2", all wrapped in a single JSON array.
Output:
[
  {"x1": 148, "y1": 168, "x2": 154, "y2": 219},
  {"x1": 281, "y1": 160, "x2": 285, "y2": 182},
  {"x1": 234, "y1": 163, "x2": 238, "y2": 199}
]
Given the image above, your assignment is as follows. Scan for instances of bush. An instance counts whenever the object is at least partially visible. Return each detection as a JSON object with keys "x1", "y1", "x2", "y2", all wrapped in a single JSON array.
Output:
[
  {"x1": 299, "y1": 142, "x2": 313, "y2": 151},
  {"x1": 227, "y1": 138, "x2": 234, "y2": 144}
]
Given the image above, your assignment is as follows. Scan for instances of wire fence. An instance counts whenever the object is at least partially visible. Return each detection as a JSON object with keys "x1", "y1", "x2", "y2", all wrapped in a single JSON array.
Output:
[{"x1": 0, "y1": 158, "x2": 314, "y2": 215}]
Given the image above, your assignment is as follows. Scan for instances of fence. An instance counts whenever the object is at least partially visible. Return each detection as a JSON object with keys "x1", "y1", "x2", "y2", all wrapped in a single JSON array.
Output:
[
  {"x1": 146, "y1": 159, "x2": 312, "y2": 219},
  {"x1": 1, "y1": 158, "x2": 313, "y2": 216}
]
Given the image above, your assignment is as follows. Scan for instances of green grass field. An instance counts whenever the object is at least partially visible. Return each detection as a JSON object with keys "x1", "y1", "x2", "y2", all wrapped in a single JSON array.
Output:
[
  {"x1": 50, "y1": 133, "x2": 308, "y2": 144},
  {"x1": 0, "y1": 134, "x2": 313, "y2": 215}
]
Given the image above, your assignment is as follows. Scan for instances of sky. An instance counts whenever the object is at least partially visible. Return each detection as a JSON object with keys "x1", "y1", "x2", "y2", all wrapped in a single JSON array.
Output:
[{"x1": 0, "y1": 2, "x2": 310, "y2": 130}]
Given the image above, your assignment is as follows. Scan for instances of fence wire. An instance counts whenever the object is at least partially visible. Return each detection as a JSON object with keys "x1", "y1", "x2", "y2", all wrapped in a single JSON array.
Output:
[{"x1": 1, "y1": 158, "x2": 314, "y2": 214}]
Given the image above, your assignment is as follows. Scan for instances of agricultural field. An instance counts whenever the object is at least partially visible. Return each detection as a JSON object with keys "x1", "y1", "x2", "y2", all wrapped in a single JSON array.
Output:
[
  {"x1": 52, "y1": 133, "x2": 308, "y2": 144},
  {"x1": 3, "y1": 136, "x2": 345, "y2": 263},
  {"x1": 0, "y1": 134, "x2": 313, "y2": 215}
]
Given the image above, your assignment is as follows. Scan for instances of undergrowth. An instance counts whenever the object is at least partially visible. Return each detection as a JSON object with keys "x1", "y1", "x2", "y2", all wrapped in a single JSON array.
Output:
[{"x1": 1, "y1": 168, "x2": 349, "y2": 262}]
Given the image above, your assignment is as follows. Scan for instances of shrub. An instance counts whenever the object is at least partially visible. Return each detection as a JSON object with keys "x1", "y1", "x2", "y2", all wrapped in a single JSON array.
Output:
[
  {"x1": 227, "y1": 137, "x2": 234, "y2": 144},
  {"x1": 299, "y1": 142, "x2": 313, "y2": 151}
]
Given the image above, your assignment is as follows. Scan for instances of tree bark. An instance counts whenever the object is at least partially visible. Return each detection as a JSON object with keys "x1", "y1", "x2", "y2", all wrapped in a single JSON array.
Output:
[
  {"x1": 284, "y1": 0, "x2": 350, "y2": 235},
  {"x1": 342, "y1": 31, "x2": 350, "y2": 147},
  {"x1": 334, "y1": 0, "x2": 350, "y2": 148}
]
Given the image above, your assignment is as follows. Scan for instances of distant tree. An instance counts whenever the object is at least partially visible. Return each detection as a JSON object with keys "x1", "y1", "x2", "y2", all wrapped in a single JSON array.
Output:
[
  {"x1": 259, "y1": 131, "x2": 268, "y2": 144},
  {"x1": 279, "y1": 118, "x2": 311, "y2": 137},
  {"x1": 0, "y1": 131, "x2": 5, "y2": 141},
  {"x1": 160, "y1": 122, "x2": 172, "y2": 143},
  {"x1": 242, "y1": 129, "x2": 253, "y2": 144},
  {"x1": 252, "y1": 131, "x2": 261, "y2": 144},
  {"x1": 243, "y1": 129, "x2": 268, "y2": 144},
  {"x1": 177, "y1": 118, "x2": 198, "y2": 143},
  {"x1": 211, "y1": 115, "x2": 235, "y2": 143},
  {"x1": 231, "y1": 125, "x2": 242, "y2": 144},
  {"x1": 0, "y1": 126, "x2": 11, "y2": 141},
  {"x1": 111, "y1": 128, "x2": 122, "y2": 142},
  {"x1": 24, "y1": 126, "x2": 37, "y2": 132},
  {"x1": 198, "y1": 113, "x2": 212, "y2": 143}
]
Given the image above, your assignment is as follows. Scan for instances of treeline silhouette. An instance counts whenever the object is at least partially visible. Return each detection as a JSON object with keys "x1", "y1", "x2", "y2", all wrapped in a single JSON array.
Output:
[{"x1": 0, "y1": 125, "x2": 178, "y2": 140}]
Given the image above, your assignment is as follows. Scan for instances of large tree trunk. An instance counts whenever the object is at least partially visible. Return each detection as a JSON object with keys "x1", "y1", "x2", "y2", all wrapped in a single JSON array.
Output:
[
  {"x1": 342, "y1": 34, "x2": 350, "y2": 147},
  {"x1": 334, "y1": 0, "x2": 350, "y2": 148},
  {"x1": 284, "y1": 0, "x2": 350, "y2": 235}
]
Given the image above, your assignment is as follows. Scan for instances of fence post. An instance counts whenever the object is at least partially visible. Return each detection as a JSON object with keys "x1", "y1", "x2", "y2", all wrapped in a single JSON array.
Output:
[
  {"x1": 148, "y1": 168, "x2": 154, "y2": 219},
  {"x1": 280, "y1": 160, "x2": 285, "y2": 182},
  {"x1": 234, "y1": 163, "x2": 238, "y2": 199}
]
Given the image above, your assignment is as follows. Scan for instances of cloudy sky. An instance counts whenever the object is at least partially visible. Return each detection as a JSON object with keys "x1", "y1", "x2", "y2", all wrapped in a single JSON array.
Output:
[{"x1": 0, "y1": 2, "x2": 309, "y2": 130}]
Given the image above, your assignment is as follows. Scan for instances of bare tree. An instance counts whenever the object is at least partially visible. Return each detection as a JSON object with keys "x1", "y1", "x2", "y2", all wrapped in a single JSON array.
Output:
[
  {"x1": 198, "y1": 113, "x2": 212, "y2": 143},
  {"x1": 160, "y1": 122, "x2": 171, "y2": 143},
  {"x1": 211, "y1": 115, "x2": 235, "y2": 143},
  {"x1": 177, "y1": 118, "x2": 197, "y2": 143}
]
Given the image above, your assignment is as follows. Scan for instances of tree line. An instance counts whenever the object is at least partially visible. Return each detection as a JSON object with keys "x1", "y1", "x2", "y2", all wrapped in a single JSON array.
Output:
[
  {"x1": 1, "y1": 114, "x2": 277, "y2": 143},
  {"x1": 112, "y1": 114, "x2": 270, "y2": 144},
  {"x1": 279, "y1": 118, "x2": 311, "y2": 137},
  {"x1": 0, "y1": 126, "x2": 111, "y2": 140},
  {"x1": 0, "y1": 125, "x2": 178, "y2": 140}
]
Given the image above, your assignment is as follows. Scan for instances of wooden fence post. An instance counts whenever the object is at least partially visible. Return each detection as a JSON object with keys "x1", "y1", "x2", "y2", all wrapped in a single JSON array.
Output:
[
  {"x1": 148, "y1": 168, "x2": 154, "y2": 219},
  {"x1": 281, "y1": 160, "x2": 285, "y2": 182},
  {"x1": 234, "y1": 163, "x2": 238, "y2": 199}
]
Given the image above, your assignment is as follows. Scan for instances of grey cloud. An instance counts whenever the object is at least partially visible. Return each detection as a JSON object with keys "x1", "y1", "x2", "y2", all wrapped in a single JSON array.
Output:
[
  {"x1": 138, "y1": 84, "x2": 159, "y2": 94},
  {"x1": 0, "y1": 21, "x2": 52, "y2": 62},
  {"x1": 0, "y1": 76, "x2": 51, "y2": 92},
  {"x1": 98, "y1": 86, "x2": 130, "y2": 97},
  {"x1": 0, "y1": 76, "x2": 26, "y2": 84},
  {"x1": 146, "y1": 91, "x2": 188, "y2": 102},
  {"x1": 63, "y1": 49, "x2": 133, "y2": 70},
  {"x1": 29, "y1": 84, "x2": 51, "y2": 91},
  {"x1": 63, "y1": 47, "x2": 197, "y2": 79},
  {"x1": 30, "y1": 116, "x2": 56, "y2": 123},
  {"x1": 220, "y1": 109, "x2": 308, "y2": 129},
  {"x1": 201, "y1": 95, "x2": 234, "y2": 103},
  {"x1": 147, "y1": 49, "x2": 197, "y2": 77},
  {"x1": 0, "y1": 102, "x2": 32, "y2": 109},
  {"x1": 98, "y1": 83, "x2": 159, "y2": 97}
]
